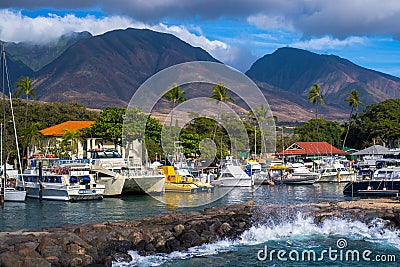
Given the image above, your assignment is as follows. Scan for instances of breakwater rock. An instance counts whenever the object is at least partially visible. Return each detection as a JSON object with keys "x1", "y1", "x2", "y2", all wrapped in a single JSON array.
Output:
[{"x1": 1, "y1": 199, "x2": 399, "y2": 266}]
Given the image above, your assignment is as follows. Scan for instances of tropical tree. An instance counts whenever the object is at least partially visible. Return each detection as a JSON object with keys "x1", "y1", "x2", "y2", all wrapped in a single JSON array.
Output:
[
  {"x1": 308, "y1": 83, "x2": 325, "y2": 141},
  {"x1": 62, "y1": 129, "x2": 84, "y2": 159},
  {"x1": 82, "y1": 106, "x2": 125, "y2": 147},
  {"x1": 342, "y1": 89, "x2": 365, "y2": 149},
  {"x1": 20, "y1": 122, "x2": 44, "y2": 159},
  {"x1": 15, "y1": 76, "x2": 36, "y2": 129},
  {"x1": 210, "y1": 83, "x2": 234, "y2": 140},
  {"x1": 352, "y1": 99, "x2": 400, "y2": 148},
  {"x1": 294, "y1": 118, "x2": 343, "y2": 148},
  {"x1": 162, "y1": 83, "x2": 186, "y2": 127}
]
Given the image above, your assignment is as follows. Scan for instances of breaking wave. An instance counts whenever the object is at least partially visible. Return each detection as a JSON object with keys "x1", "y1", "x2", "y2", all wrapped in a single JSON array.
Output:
[{"x1": 113, "y1": 213, "x2": 400, "y2": 266}]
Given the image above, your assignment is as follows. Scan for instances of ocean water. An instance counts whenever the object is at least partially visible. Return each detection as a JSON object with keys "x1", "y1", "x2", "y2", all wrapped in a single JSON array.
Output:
[
  {"x1": 1, "y1": 183, "x2": 398, "y2": 266},
  {"x1": 0, "y1": 183, "x2": 346, "y2": 230},
  {"x1": 118, "y1": 215, "x2": 399, "y2": 266}
]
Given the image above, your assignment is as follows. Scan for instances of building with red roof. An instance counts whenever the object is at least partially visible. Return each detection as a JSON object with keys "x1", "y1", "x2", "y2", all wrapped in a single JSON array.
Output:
[
  {"x1": 276, "y1": 142, "x2": 347, "y2": 157},
  {"x1": 36, "y1": 120, "x2": 128, "y2": 159},
  {"x1": 37, "y1": 121, "x2": 95, "y2": 159},
  {"x1": 40, "y1": 121, "x2": 95, "y2": 137}
]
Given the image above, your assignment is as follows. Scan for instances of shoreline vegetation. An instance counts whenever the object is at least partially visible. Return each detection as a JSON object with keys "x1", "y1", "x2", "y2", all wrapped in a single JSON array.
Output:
[
  {"x1": 2, "y1": 92, "x2": 400, "y2": 168},
  {"x1": 0, "y1": 198, "x2": 399, "y2": 266}
]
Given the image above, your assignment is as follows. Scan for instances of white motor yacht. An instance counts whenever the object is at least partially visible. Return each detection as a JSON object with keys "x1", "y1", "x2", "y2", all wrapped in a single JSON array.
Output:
[{"x1": 212, "y1": 156, "x2": 253, "y2": 187}]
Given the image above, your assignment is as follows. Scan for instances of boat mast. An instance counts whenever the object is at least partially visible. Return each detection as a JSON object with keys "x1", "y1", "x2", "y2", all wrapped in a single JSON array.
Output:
[{"x1": 1, "y1": 42, "x2": 5, "y2": 205}]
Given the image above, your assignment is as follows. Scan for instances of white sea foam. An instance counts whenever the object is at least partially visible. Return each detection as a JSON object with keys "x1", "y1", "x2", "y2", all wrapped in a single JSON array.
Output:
[
  {"x1": 240, "y1": 213, "x2": 400, "y2": 249},
  {"x1": 113, "y1": 213, "x2": 400, "y2": 266},
  {"x1": 113, "y1": 239, "x2": 237, "y2": 266}
]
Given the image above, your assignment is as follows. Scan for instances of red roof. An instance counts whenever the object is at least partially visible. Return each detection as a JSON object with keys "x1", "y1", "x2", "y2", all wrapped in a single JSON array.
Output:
[
  {"x1": 40, "y1": 121, "x2": 95, "y2": 137},
  {"x1": 276, "y1": 142, "x2": 347, "y2": 156}
]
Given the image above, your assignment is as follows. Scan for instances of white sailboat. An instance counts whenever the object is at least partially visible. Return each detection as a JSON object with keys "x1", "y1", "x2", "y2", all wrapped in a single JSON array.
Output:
[{"x1": 1, "y1": 42, "x2": 26, "y2": 202}]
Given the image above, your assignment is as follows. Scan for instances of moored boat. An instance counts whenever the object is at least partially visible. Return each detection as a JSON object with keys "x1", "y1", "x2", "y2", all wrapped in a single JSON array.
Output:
[
  {"x1": 89, "y1": 149, "x2": 127, "y2": 196},
  {"x1": 89, "y1": 149, "x2": 165, "y2": 195},
  {"x1": 270, "y1": 164, "x2": 320, "y2": 185},
  {"x1": 123, "y1": 164, "x2": 165, "y2": 195},
  {"x1": 16, "y1": 157, "x2": 104, "y2": 201},
  {"x1": 315, "y1": 158, "x2": 357, "y2": 183},
  {"x1": 0, "y1": 43, "x2": 26, "y2": 203},
  {"x1": 343, "y1": 168, "x2": 400, "y2": 196},
  {"x1": 4, "y1": 187, "x2": 26, "y2": 202},
  {"x1": 211, "y1": 156, "x2": 253, "y2": 187},
  {"x1": 162, "y1": 166, "x2": 202, "y2": 193},
  {"x1": 245, "y1": 160, "x2": 271, "y2": 185},
  {"x1": 1, "y1": 167, "x2": 26, "y2": 202}
]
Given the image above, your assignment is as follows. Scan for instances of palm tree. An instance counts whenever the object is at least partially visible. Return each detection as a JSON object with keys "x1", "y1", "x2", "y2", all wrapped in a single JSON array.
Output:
[
  {"x1": 62, "y1": 129, "x2": 84, "y2": 159},
  {"x1": 210, "y1": 83, "x2": 234, "y2": 140},
  {"x1": 23, "y1": 122, "x2": 44, "y2": 158},
  {"x1": 308, "y1": 83, "x2": 325, "y2": 141},
  {"x1": 162, "y1": 83, "x2": 187, "y2": 127},
  {"x1": 20, "y1": 122, "x2": 43, "y2": 167},
  {"x1": 15, "y1": 76, "x2": 36, "y2": 129},
  {"x1": 251, "y1": 104, "x2": 270, "y2": 156},
  {"x1": 342, "y1": 89, "x2": 365, "y2": 149}
]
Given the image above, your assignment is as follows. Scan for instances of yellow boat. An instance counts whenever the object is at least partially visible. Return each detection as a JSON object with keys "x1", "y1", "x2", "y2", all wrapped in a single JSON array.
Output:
[{"x1": 162, "y1": 166, "x2": 202, "y2": 193}]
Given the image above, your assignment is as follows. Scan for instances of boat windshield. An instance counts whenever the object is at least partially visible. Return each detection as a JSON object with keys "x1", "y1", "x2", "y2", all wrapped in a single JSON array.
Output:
[
  {"x1": 390, "y1": 171, "x2": 400, "y2": 180},
  {"x1": 91, "y1": 150, "x2": 122, "y2": 158}
]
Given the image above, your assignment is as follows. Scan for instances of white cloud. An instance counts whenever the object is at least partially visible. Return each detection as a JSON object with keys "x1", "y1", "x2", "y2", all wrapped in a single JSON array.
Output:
[
  {"x1": 0, "y1": 9, "x2": 136, "y2": 43},
  {"x1": 291, "y1": 36, "x2": 366, "y2": 51},
  {"x1": 0, "y1": 9, "x2": 229, "y2": 54},
  {"x1": 0, "y1": 9, "x2": 246, "y2": 69},
  {"x1": 0, "y1": 9, "x2": 229, "y2": 55},
  {"x1": 3, "y1": 1, "x2": 400, "y2": 39},
  {"x1": 247, "y1": 13, "x2": 293, "y2": 31},
  {"x1": 153, "y1": 23, "x2": 228, "y2": 52},
  {"x1": 150, "y1": 23, "x2": 253, "y2": 70}
]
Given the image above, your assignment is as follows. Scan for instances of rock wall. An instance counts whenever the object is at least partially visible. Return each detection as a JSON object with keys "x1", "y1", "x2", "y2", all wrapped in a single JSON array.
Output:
[{"x1": 0, "y1": 199, "x2": 399, "y2": 267}]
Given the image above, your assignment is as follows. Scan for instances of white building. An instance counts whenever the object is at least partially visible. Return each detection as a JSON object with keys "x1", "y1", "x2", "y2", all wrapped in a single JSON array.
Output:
[{"x1": 39, "y1": 120, "x2": 122, "y2": 158}]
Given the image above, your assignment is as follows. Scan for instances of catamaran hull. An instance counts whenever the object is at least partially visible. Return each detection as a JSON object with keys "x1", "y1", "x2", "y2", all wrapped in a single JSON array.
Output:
[
  {"x1": 317, "y1": 173, "x2": 357, "y2": 183},
  {"x1": 96, "y1": 176, "x2": 125, "y2": 196},
  {"x1": 123, "y1": 175, "x2": 165, "y2": 195}
]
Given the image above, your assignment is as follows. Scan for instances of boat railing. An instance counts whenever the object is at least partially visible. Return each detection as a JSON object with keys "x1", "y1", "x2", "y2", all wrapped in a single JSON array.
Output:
[
  {"x1": 91, "y1": 158, "x2": 127, "y2": 169},
  {"x1": 125, "y1": 167, "x2": 161, "y2": 177}
]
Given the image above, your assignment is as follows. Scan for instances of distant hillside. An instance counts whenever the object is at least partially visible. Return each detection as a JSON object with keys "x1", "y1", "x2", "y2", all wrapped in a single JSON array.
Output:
[
  {"x1": 33, "y1": 28, "x2": 219, "y2": 108},
  {"x1": 4, "y1": 56, "x2": 34, "y2": 87},
  {"x1": 6, "y1": 31, "x2": 400, "y2": 121},
  {"x1": 246, "y1": 47, "x2": 400, "y2": 114},
  {"x1": 5, "y1": 31, "x2": 92, "y2": 72}
]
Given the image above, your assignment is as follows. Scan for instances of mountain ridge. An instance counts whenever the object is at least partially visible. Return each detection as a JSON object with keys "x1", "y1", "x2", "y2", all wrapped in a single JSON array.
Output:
[
  {"x1": 4, "y1": 30, "x2": 400, "y2": 121},
  {"x1": 246, "y1": 47, "x2": 400, "y2": 111},
  {"x1": 33, "y1": 28, "x2": 219, "y2": 107}
]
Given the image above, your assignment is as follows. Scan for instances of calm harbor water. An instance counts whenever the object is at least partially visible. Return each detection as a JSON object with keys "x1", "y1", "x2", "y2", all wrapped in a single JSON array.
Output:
[
  {"x1": 0, "y1": 183, "x2": 347, "y2": 231},
  {"x1": 1, "y1": 184, "x2": 399, "y2": 266}
]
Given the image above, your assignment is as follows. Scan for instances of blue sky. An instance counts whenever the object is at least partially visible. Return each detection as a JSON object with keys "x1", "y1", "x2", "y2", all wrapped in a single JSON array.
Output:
[{"x1": 1, "y1": 1, "x2": 400, "y2": 77}]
